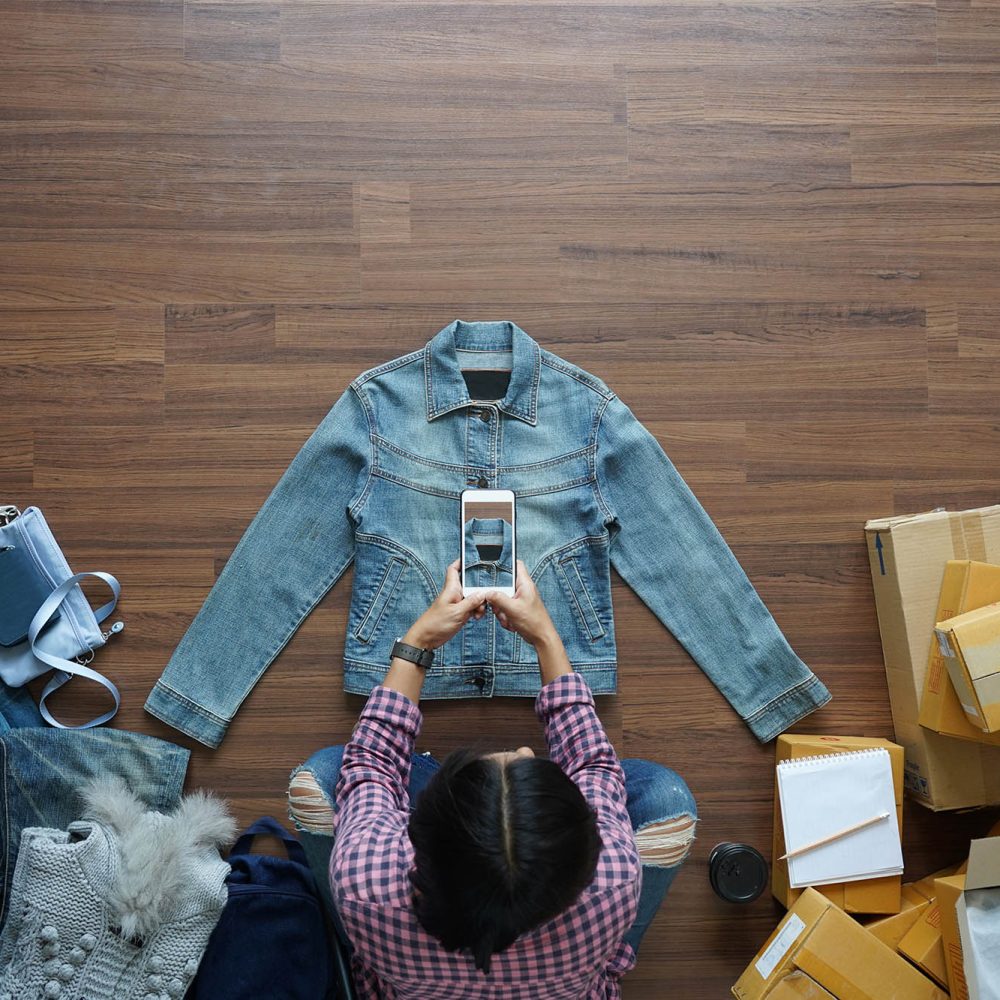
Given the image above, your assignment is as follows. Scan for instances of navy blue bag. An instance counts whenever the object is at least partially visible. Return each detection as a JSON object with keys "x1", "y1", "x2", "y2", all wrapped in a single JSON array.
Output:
[{"x1": 187, "y1": 816, "x2": 337, "y2": 999}]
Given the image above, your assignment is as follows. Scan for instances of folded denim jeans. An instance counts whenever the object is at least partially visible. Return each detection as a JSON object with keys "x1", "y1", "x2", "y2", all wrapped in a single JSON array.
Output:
[
  {"x1": 0, "y1": 725, "x2": 190, "y2": 929},
  {"x1": 0, "y1": 677, "x2": 45, "y2": 733}
]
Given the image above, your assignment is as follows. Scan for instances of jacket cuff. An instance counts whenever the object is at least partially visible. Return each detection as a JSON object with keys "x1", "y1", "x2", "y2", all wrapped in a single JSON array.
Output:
[
  {"x1": 144, "y1": 680, "x2": 230, "y2": 750},
  {"x1": 744, "y1": 673, "x2": 832, "y2": 743}
]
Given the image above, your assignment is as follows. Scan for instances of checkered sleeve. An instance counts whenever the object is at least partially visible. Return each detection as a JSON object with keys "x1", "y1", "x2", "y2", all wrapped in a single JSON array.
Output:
[
  {"x1": 334, "y1": 684, "x2": 422, "y2": 828},
  {"x1": 536, "y1": 672, "x2": 629, "y2": 829}
]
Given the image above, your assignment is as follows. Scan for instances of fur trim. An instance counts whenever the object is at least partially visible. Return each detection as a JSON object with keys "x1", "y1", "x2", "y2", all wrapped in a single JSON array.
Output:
[
  {"x1": 173, "y1": 789, "x2": 240, "y2": 848},
  {"x1": 81, "y1": 777, "x2": 236, "y2": 939}
]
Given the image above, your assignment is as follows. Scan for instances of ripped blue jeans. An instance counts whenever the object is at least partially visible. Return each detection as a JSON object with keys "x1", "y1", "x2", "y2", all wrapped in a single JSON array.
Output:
[{"x1": 289, "y1": 748, "x2": 697, "y2": 955}]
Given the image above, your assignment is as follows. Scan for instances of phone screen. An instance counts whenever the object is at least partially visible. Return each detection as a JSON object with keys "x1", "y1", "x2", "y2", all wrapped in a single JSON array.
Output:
[{"x1": 461, "y1": 490, "x2": 515, "y2": 596}]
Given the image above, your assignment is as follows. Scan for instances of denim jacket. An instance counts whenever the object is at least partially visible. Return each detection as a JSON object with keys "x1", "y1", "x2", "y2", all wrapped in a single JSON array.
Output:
[{"x1": 145, "y1": 320, "x2": 830, "y2": 748}]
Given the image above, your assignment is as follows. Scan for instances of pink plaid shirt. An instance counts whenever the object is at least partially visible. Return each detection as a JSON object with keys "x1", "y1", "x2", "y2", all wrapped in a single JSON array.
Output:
[{"x1": 331, "y1": 672, "x2": 641, "y2": 999}]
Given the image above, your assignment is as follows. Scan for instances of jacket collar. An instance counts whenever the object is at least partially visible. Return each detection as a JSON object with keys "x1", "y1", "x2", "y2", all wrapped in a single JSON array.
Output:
[
  {"x1": 464, "y1": 517, "x2": 514, "y2": 572},
  {"x1": 424, "y1": 320, "x2": 540, "y2": 425}
]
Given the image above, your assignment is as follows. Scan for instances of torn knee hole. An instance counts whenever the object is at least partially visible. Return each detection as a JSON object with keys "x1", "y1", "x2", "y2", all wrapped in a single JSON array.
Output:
[
  {"x1": 288, "y1": 771, "x2": 335, "y2": 834},
  {"x1": 635, "y1": 815, "x2": 697, "y2": 867}
]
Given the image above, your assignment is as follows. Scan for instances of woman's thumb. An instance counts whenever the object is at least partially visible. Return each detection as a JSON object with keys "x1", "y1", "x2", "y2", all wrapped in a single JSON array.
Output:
[{"x1": 487, "y1": 590, "x2": 514, "y2": 615}]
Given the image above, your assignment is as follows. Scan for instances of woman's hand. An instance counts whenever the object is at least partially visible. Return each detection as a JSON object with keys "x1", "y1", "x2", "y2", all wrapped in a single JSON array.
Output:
[
  {"x1": 404, "y1": 560, "x2": 488, "y2": 650},
  {"x1": 487, "y1": 562, "x2": 572, "y2": 684},
  {"x1": 485, "y1": 561, "x2": 557, "y2": 647}
]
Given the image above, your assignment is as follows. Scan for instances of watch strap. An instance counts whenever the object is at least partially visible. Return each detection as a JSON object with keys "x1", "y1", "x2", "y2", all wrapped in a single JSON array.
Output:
[{"x1": 391, "y1": 638, "x2": 434, "y2": 669}]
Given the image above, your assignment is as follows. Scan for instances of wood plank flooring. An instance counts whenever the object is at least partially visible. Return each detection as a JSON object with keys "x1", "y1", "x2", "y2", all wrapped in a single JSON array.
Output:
[{"x1": 3, "y1": 1, "x2": 1000, "y2": 994}]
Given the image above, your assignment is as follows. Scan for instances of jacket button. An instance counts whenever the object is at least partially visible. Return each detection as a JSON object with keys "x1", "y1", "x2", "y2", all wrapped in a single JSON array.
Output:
[
  {"x1": 473, "y1": 674, "x2": 486, "y2": 691},
  {"x1": 477, "y1": 477, "x2": 488, "y2": 488},
  {"x1": 479, "y1": 410, "x2": 491, "y2": 423}
]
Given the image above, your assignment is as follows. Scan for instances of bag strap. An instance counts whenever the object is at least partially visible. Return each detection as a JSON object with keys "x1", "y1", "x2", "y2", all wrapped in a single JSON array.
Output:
[
  {"x1": 230, "y1": 816, "x2": 309, "y2": 867},
  {"x1": 29, "y1": 572, "x2": 123, "y2": 729}
]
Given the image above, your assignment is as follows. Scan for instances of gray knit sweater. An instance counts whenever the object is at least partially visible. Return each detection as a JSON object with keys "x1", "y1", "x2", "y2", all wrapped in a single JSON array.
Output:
[{"x1": 0, "y1": 777, "x2": 235, "y2": 1000}]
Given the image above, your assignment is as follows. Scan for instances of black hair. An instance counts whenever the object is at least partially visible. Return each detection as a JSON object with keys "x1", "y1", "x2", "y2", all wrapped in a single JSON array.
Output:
[{"x1": 407, "y1": 749, "x2": 602, "y2": 975}]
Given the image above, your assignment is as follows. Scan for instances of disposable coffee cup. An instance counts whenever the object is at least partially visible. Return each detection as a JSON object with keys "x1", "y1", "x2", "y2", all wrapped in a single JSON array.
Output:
[{"x1": 708, "y1": 842, "x2": 768, "y2": 903}]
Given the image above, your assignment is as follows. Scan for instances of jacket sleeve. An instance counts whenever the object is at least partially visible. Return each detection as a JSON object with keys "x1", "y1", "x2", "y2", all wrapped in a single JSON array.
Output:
[
  {"x1": 594, "y1": 394, "x2": 831, "y2": 742},
  {"x1": 144, "y1": 385, "x2": 372, "y2": 748}
]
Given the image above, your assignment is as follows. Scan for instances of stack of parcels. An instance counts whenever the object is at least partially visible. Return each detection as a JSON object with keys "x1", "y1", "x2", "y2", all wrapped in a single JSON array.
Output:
[
  {"x1": 735, "y1": 820, "x2": 1000, "y2": 999},
  {"x1": 919, "y1": 560, "x2": 1000, "y2": 748},
  {"x1": 865, "y1": 506, "x2": 1000, "y2": 810},
  {"x1": 935, "y1": 600, "x2": 1000, "y2": 737},
  {"x1": 732, "y1": 506, "x2": 1000, "y2": 1000},
  {"x1": 864, "y1": 507, "x2": 1000, "y2": 996},
  {"x1": 732, "y1": 888, "x2": 948, "y2": 1000},
  {"x1": 754, "y1": 733, "x2": 947, "y2": 996},
  {"x1": 732, "y1": 505, "x2": 1000, "y2": 999}
]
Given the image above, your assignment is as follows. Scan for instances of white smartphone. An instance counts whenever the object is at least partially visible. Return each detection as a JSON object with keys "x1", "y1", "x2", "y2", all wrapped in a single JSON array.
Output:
[{"x1": 461, "y1": 488, "x2": 516, "y2": 597}]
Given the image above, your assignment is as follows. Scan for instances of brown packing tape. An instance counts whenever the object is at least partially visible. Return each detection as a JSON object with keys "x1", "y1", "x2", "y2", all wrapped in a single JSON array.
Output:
[
  {"x1": 950, "y1": 515, "x2": 972, "y2": 561},
  {"x1": 963, "y1": 513, "x2": 988, "y2": 563},
  {"x1": 866, "y1": 509, "x2": 957, "y2": 531},
  {"x1": 946, "y1": 510, "x2": 990, "y2": 563}
]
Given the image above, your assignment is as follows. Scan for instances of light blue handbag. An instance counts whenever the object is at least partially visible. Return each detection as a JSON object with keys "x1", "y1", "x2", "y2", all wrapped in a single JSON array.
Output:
[{"x1": 0, "y1": 505, "x2": 124, "y2": 728}]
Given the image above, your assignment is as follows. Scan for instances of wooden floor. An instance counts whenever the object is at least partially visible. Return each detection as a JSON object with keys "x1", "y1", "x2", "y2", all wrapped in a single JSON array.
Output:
[{"x1": 5, "y1": 0, "x2": 1000, "y2": 994}]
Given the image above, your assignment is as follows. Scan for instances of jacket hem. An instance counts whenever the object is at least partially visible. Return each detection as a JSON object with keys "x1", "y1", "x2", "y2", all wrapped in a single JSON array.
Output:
[{"x1": 342, "y1": 660, "x2": 618, "y2": 699}]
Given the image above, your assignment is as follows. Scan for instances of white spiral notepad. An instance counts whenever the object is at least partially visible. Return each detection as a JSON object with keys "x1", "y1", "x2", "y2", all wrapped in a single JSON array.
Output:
[{"x1": 776, "y1": 748, "x2": 903, "y2": 889}]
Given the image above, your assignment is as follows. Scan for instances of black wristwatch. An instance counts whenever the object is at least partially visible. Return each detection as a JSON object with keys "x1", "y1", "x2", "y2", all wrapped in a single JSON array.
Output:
[{"x1": 390, "y1": 638, "x2": 435, "y2": 670}]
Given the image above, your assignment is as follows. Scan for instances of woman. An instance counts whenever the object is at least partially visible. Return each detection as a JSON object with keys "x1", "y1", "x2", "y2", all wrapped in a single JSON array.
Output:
[{"x1": 289, "y1": 560, "x2": 697, "y2": 998}]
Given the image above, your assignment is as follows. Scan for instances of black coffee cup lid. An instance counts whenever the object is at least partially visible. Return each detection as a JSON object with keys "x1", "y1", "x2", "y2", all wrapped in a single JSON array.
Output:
[{"x1": 709, "y1": 842, "x2": 768, "y2": 903}]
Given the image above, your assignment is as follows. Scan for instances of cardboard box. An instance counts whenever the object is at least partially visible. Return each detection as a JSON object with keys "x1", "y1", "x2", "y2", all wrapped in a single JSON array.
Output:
[
  {"x1": 772, "y1": 734, "x2": 904, "y2": 914},
  {"x1": 919, "y1": 560, "x2": 1000, "y2": 746},
  {"x1": 959, "y1": 840, "x2": 1000, "y2": 1000},
  {"x1": 861, "y1": 866, "x2": 958, "y2": 951},
  {"x1": 938, "y1": 873, "x2": 971, "y2": 1000},
  {"x1": 865, "y1": 507, "x2": 1000, "y2": 810},
  {"x1": 935, "y1": 826, "x2": 1000, "y2": 1000},
  {"x1": 944, "y1": 839, "x2": 1000, "y2": 1000},
  {"x1": 732, "y1": 887, "x2": 949, "y2": 1000},
  {"x1": 865, "y1": 865, "x2": 959, "y2": 986},
  {"x1": 936, "y1": 603, "x2": 1000, "y2": 733},
  {"x1": 862, "y1": 884, "x2": 929, "y2": 950},
  {"x1": 899, "y1": 898, "x2": 949, "y2": 988}
]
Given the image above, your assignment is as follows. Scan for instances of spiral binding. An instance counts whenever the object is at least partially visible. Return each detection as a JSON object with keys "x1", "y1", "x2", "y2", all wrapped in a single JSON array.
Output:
[{"x1": 777, "y1": 747, "x2": 889, "y2": 769}]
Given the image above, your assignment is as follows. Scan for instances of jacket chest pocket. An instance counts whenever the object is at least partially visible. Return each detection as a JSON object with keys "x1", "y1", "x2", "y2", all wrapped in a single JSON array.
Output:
[
  {"x1": 354, "y1": 556, "x2": 408, "y2": 644},
  {"x1": 555, "y1": 556, "x2": 606, "y2": 641}
]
